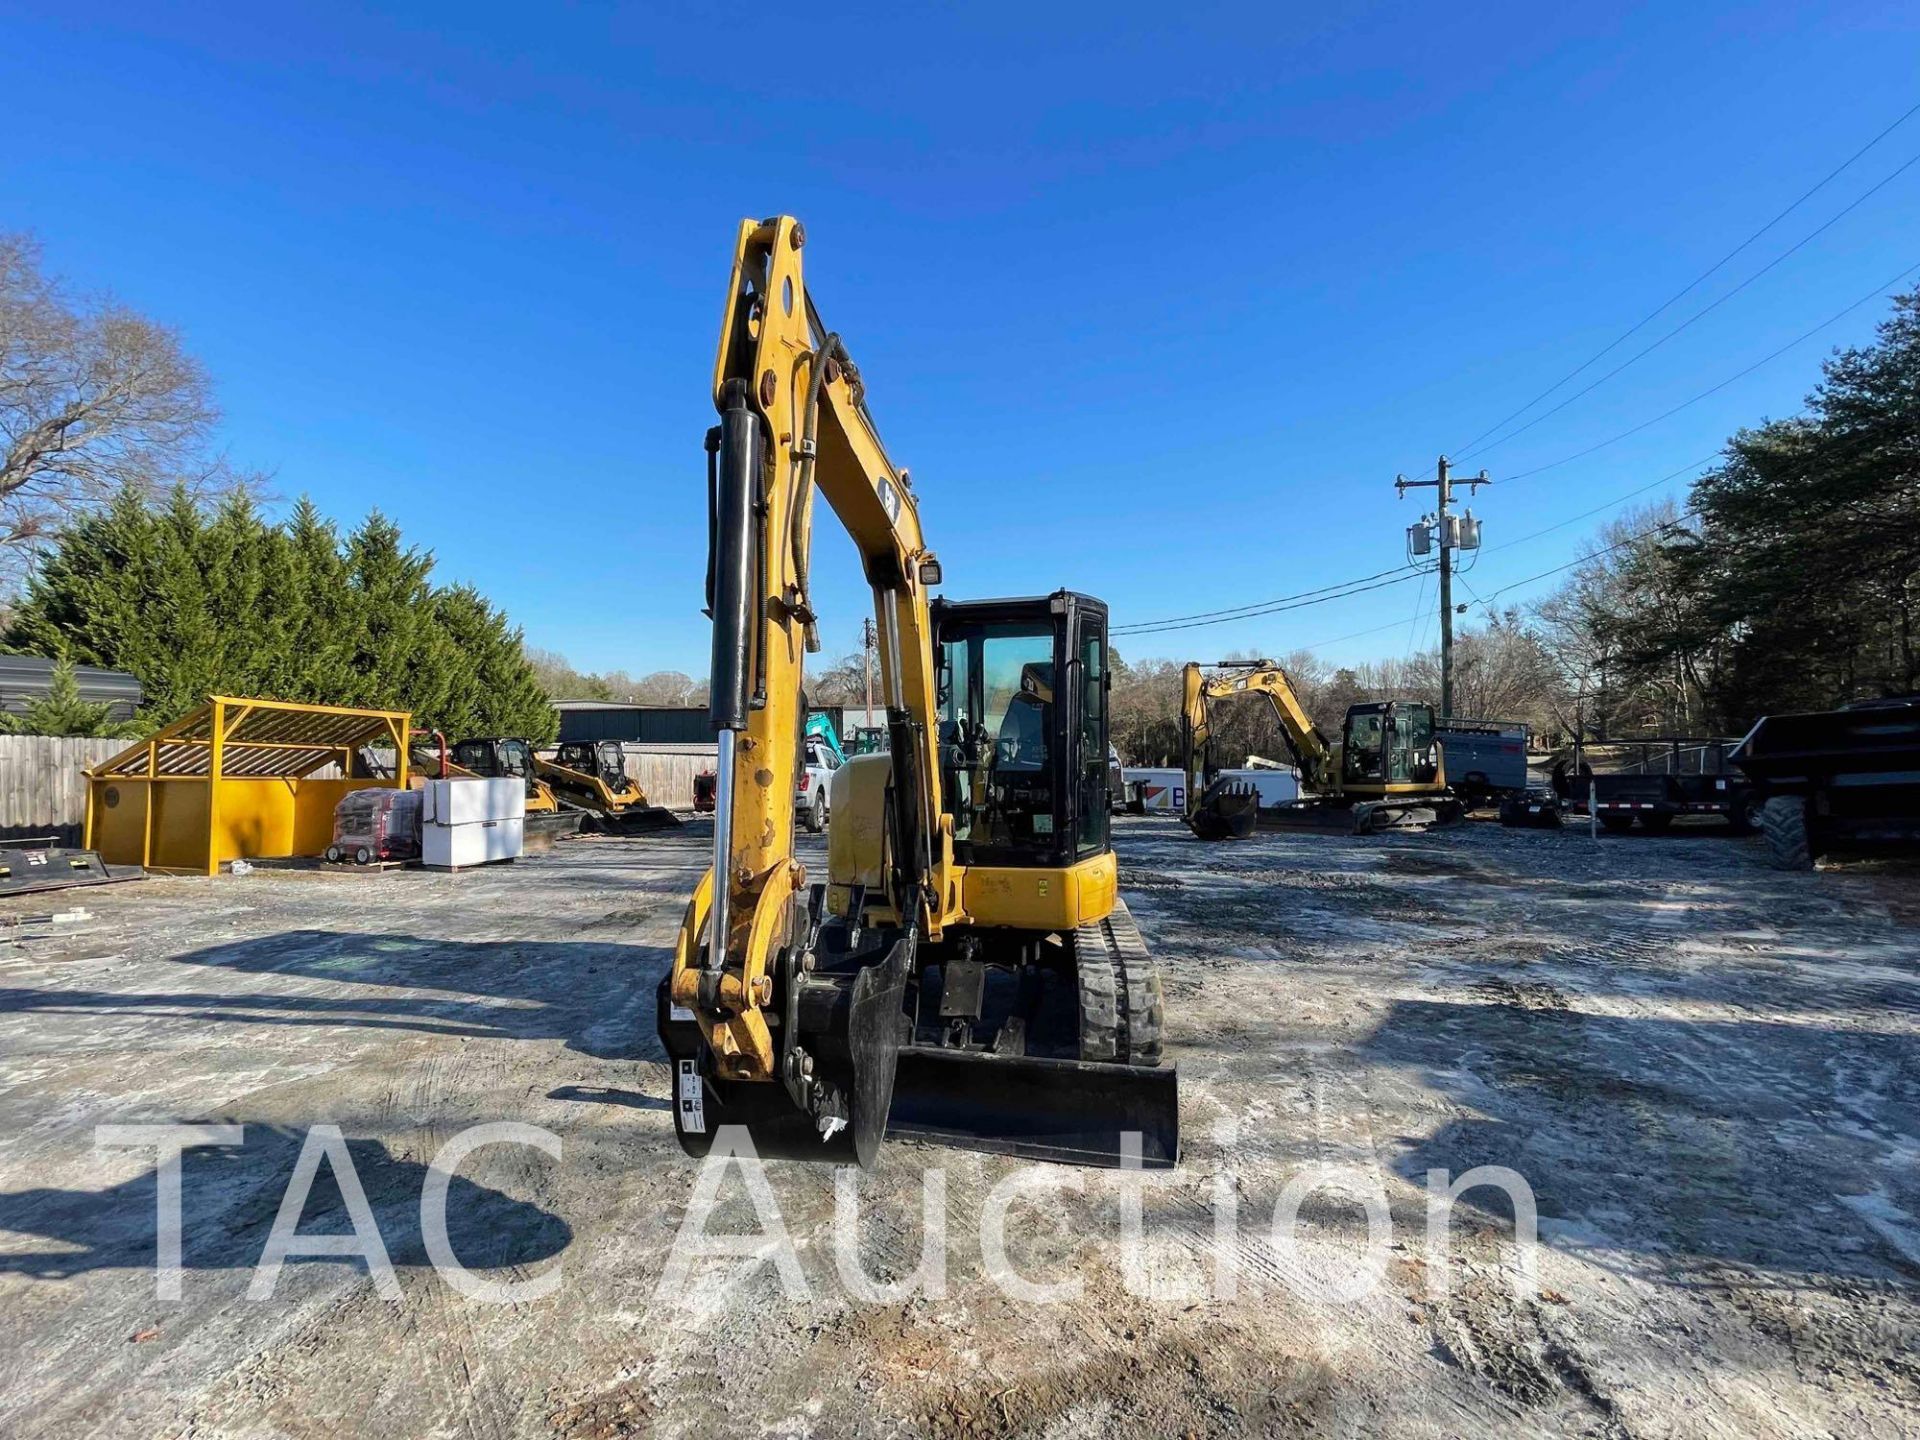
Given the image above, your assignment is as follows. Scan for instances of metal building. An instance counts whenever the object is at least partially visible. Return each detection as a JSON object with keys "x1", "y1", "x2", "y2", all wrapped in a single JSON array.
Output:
[
  {"x1": 0, "y1": 656, "x2": 143, "y2": 720},
  {"x1": 553, "y1": 702, "x2": 710, "y2": 744}
]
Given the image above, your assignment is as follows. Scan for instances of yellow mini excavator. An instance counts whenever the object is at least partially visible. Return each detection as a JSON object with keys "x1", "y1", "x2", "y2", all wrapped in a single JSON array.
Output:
[
  {"x1": 1182, "y1": 659, "x2": 1462, "y2": 837},
  {"x1": 657, "y1": 216, "x2": 1178, "y2": 1169}
]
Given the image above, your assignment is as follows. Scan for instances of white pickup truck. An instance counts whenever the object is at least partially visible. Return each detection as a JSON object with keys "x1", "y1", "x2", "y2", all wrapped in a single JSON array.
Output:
[{"x1": 794, "y1": 735, "x2": 840, "y2": 833}]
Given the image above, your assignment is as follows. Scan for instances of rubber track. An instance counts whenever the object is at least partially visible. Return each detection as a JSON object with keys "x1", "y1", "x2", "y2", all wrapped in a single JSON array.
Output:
[{"x1": 1072, "y1": 896, "x2": 1165, "y2": 1066}]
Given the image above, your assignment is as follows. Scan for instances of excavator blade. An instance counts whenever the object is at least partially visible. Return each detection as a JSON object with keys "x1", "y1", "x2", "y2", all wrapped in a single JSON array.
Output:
[
  {"x1": 888, "y1": 1050, "x2": 1180, "y2": 1169},
  {"x1": 1341, "y1": 798, "x2": 1465, "y2": 834}
]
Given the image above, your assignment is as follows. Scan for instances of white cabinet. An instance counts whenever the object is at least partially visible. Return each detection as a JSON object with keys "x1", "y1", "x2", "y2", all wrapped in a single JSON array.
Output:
[{"x1": 420, "y1": 778, "x2": 525, "y2": 869}]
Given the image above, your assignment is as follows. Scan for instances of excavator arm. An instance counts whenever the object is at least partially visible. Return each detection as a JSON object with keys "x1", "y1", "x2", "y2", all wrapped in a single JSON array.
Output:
[
  {"x1": 1180, "y1": 659, "x2": 1333, "y2": 812},
  {"x1": 668, "y1": 216, "x2": 947, "y2": 1098}
]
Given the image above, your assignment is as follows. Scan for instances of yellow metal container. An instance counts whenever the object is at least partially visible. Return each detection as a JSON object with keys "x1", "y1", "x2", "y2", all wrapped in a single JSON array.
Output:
[{"x1": 84, "y1": 697, "x2": 413, "y2": 875}]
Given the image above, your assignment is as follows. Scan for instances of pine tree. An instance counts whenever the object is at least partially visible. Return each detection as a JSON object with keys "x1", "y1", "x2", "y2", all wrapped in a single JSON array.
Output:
[{"x1": 3, "y1": 490, "x2": 558, "y2": 741}]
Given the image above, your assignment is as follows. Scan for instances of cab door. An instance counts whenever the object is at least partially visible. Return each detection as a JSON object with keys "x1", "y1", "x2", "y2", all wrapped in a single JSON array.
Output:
[{"x1": 1064, "y1": 600, "x2": 1112, "y2": 859}]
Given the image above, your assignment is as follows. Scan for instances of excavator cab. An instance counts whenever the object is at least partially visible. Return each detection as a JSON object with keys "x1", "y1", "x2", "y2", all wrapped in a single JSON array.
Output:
[
  {"x1": 1339, "y1": 702, "x2": 1440, "y2": 789},
  {"x1": 934, "y1": 595, "x2": 1110, "y2": 864}
]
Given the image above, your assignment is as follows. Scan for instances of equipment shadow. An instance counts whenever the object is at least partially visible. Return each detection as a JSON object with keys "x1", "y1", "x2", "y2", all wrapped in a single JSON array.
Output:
[
  {"x1": 1360, "y1": 995, "x2": 1920, "y2": 1287},
  {"x1": 0, "y1": 1122, "x2": 571, "y2": 1282},
  {"x1": 0, "y1": 930, "x2": 674, "y2": 1061}
]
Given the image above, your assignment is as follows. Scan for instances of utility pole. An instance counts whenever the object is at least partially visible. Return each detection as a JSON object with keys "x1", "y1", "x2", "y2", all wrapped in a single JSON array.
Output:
[
  {"x1": 1398, "y1": 456, "x2": 1489, "y2": 719},
  {"x1": 861, "y1": 616, "x2": 877, "y2": 724}
]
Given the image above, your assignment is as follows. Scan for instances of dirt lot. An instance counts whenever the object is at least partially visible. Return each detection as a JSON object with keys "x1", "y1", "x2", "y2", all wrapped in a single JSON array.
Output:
[{"x1": 1, "y1": 816, "x2": 1916, "y2": 1438}]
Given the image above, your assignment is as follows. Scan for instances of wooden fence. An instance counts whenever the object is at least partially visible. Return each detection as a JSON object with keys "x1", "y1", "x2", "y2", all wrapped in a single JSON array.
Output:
[
  {"x1": 0, "y1": 735, "x2": 129, "y2": 844},
  {"x1": 618, "y1": 743, "x2": 715, "y2": 810}
]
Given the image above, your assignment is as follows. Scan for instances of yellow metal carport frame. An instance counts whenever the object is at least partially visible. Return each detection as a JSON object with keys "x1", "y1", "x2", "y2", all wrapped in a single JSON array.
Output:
[{"x1": 85, "y1": 696, "x2": 413, "y2": 875}]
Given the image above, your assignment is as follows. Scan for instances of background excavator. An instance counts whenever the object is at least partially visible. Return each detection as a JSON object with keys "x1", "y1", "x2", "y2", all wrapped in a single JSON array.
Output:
[
  {"x1": 536, "y1": 739, "x2": 678, "y2": 833},
  {"x1": 1182, "y1": 659, "x2": 1461, "y2": 837},
  {"x1": 657, "y1": 215, "x2": 1178, "y2": 1169}
]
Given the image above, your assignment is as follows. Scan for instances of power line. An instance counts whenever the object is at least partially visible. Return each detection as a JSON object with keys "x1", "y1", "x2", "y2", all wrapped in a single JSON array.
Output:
[
  {"x1": 1445, "y1": 98, "x2": 1920, "y2": 461},
  {"x1": 1498, "y1": 257, "x2": 1920, "y2": 483},
  {"x1": 1456, "y1": 573, "x2": 1491, "y2": 614},
  {"x1": 1302, "y1": 611, "x2": 1442, "y2": 653},
  {"x1": 1403, "y1": 567, "x2": 1429, "y2": 658},
  {"x1": 1459, "y1": 147, "x2": 1920, "y2": 461},
  {"x1": 1289, "y1": 507, "x2": 1694, "y2": 654},
  {"x1": 1290, "y1": 460, "x2": 1720, "y2": 656},
  {"x1": 1112, "y1": 564, "x2": 1419, "y2": 635},
  {"x1": 1483, "y1": 453, "x2": 1720, "y2": 552},
  {"x1": 1478, "y1": 508, "x2": 1702, "y2": 603},
  {"x1": 1113, "y1": 568, "x2": 1427, "y2": 638}
]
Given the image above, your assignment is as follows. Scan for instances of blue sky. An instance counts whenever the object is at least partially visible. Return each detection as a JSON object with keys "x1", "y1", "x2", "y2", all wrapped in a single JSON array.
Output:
[{"x1": 6, "y1": 3, "x2": 1917, "y2": 677}]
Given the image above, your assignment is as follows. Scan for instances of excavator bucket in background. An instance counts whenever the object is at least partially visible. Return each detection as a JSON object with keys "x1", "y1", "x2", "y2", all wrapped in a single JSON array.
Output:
[{"x1": 1188, "y1": 778, "x2": 1260, "y2": 840}]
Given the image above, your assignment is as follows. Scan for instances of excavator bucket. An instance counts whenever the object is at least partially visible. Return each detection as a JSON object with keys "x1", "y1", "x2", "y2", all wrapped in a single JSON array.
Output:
[
  {"x1": 1188, "y1": 779, "x2": 1259, "y2": 841},
  {"x1": 888, "y1": 1049, "x2": 1180, "y2": 1168},
  {"x1": 585, "y1": 806, "x2": 681, "y2": 835}
]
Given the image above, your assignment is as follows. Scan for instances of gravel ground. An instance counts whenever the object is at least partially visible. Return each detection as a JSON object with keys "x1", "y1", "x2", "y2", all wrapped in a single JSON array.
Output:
[{"x1": 0, "y1": 816, "x2": 1916, "y2": 1437}]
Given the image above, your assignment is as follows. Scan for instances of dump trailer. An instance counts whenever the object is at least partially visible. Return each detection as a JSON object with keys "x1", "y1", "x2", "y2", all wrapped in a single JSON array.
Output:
[
  {"x1": 657, "y1": 215, "x2": 1177, "y2": 1170},
  {"x1": 1731, "y1": 696, "x2": 1920, "y2": 869}
]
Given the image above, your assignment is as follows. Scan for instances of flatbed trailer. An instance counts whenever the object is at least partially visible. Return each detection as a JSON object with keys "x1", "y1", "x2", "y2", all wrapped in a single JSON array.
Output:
[{"x1": 1565, "y1": 736, "x2": 1760, "y2": 835}]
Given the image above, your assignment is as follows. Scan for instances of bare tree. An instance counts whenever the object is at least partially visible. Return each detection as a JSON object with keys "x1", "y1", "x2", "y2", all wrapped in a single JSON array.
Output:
[
  {"x1": 805, "y1": 651, "x2": 869, "y2": 707},
  {"x1": 0, "y1": 233, "x2": 247, "y2": 578}
]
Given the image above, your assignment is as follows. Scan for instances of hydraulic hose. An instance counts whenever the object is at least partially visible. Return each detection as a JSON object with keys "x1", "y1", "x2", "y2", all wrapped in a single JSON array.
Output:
[{"x1": 788, "y1": 334, "x2": 847, "y2": 656}]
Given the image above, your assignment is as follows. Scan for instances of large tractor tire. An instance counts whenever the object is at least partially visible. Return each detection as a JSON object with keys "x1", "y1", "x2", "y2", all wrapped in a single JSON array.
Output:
[
  {"x1": 1641, "y1": 813, "x2": 1674, "y2": 834},
  {"x1": 1762, "y1": 795, "x2": 1815, "y2": 870},
  {"x1": 1599, "y1": 815, "x2": 1634, "y2": 834}
]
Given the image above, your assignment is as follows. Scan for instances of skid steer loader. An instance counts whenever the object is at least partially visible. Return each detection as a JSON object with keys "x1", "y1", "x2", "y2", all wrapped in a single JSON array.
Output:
[{"x1": 537, "y1": 739, "x2": 678, "y2": 834}]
